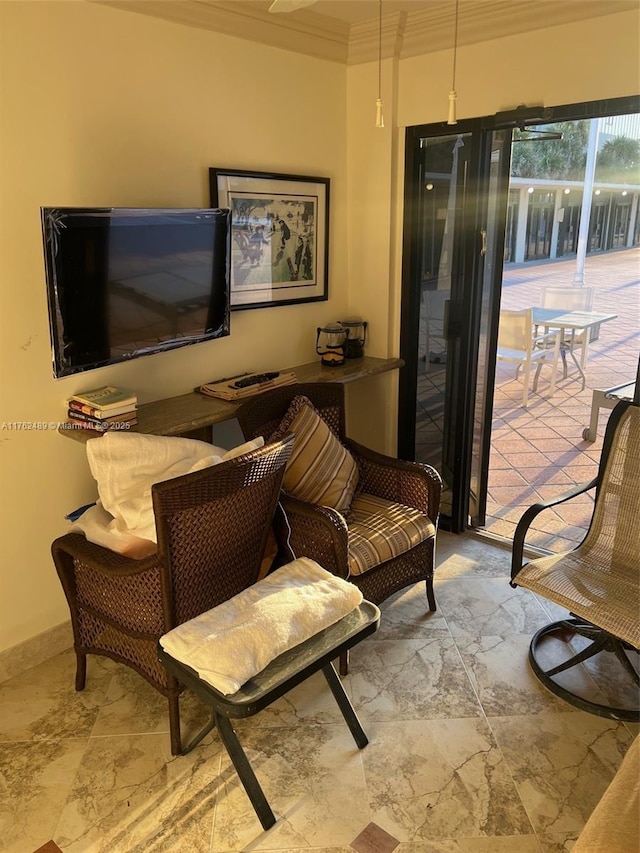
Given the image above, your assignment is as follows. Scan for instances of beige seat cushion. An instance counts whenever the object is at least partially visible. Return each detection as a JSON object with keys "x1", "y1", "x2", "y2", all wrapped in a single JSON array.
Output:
[
  {"x1": 347, "y1": 493, "x2": 435, "y2": 577},
  {"x1": 272, "y1": 395, "x2": 359, "y2": 513}
]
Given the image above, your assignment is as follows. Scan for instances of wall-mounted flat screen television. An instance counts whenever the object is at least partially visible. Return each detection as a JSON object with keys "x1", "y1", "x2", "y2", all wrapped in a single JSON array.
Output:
[{"x1": 42, "y1": 207, "x2": 231, "y2": 378}]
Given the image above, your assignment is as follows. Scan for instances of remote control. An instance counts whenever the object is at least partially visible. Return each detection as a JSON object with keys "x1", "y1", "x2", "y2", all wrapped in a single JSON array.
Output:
[{"x1": 233, "y1": 372, "x2": 279, "y2": 389}]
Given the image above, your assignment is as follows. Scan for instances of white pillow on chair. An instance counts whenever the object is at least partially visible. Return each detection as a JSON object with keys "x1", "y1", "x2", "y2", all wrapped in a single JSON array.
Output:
[{"x1": 72, "y1": 433, "x2": 264, "y2": 549}]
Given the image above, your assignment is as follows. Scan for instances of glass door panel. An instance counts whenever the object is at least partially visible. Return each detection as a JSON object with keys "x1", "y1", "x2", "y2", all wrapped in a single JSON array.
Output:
[
  {"x1": 469, "y1": 130, "x2": 513, "y2": 526},
  {"x1": 400, "y1": 122, "x2": 511, "y2": 531}
]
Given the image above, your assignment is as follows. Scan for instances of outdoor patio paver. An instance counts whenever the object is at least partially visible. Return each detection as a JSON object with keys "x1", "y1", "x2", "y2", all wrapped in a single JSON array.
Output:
[{"x1": 485, "y1": 247, "x2": 639, "y2": 552}]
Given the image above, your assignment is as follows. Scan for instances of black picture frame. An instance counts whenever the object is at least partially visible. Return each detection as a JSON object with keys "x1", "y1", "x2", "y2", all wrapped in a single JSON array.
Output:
[{"x1": 210, "y1": 167, "x2": 329, "y2": 311}]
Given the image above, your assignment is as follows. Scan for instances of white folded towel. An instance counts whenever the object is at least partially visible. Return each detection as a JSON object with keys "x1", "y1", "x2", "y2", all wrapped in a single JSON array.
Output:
[{"x1": 159, "y1": 558, "x2": 363, "y2": 694}]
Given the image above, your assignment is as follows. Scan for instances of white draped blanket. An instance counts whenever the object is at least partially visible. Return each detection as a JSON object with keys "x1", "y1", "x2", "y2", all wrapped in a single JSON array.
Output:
[{"x1": 159, "y1": 558, "x2": 363, "y2": 694}]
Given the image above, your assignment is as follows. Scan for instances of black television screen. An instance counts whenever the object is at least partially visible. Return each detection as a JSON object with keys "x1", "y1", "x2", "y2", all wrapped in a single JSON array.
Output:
[{"x1": 42, "y1": 207, "x2": 231, "y2": 378}]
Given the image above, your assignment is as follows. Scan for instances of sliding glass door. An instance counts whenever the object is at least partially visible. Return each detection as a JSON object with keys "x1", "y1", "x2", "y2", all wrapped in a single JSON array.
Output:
[{"x1": 399, "y1": 121, "x2": 511, "y2": 532}]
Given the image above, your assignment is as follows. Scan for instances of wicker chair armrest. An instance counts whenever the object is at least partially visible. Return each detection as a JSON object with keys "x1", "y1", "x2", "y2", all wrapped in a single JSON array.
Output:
[
  {"x1": 51, "y1": 532, "x2": 159, "y2": 578},
  {"x1": 275, "y1": 493, "x2": 349, "y2": 579},
  {"x1": 510, "y1": 476, "x2": 598, "y2": 583},
  {"x1": 346, "y1": 439, "x2": 442, "y2": 521}
]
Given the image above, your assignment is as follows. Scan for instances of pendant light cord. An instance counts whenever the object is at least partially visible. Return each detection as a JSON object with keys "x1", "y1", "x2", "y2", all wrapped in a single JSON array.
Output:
[
  {"x1": 375, "y1": 0, "x2": 384, "y2": 127},
  {"x1": 451, "y1": 0, "x2": 459, "y2": 92},
  {"x1": 378, "y1": 0, "x2": 382, "y2": 99}
]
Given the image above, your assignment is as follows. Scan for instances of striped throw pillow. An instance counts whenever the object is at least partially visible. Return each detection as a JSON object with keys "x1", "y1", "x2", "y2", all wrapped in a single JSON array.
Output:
[{"x1": 272, "y1": 396, "x2": 359, "y2": 512}]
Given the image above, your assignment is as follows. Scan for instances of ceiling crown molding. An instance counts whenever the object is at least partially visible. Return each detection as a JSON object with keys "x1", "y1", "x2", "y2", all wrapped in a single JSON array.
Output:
[
  {"x1": 348, "y1": 11, "x2": 407, "y2": 65},
  {"x1": 92, "y1": 0, "x2": 350, "y2": 63},
  {"x1": 91, "y1": 0, "x2": 640, "y2": 65}
]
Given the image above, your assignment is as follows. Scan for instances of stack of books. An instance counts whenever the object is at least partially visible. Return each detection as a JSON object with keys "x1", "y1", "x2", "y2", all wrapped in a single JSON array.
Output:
[
  {"x1": 66, "y1": 385, "x2": 138, "y2": 432},
  {"x1": 198, "y1": 371, "x2": 297, "y2": 401}
]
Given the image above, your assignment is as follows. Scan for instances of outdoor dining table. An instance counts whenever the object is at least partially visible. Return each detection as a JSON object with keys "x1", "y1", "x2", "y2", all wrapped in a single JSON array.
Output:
[{"x1": 532, "y1": 307, "x2": 618, "y2": 388}]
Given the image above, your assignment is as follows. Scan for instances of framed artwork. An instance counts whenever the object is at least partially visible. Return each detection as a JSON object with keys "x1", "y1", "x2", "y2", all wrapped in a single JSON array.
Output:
[{"x1": 210, "y1": 168, "x2": 329, "y2": 310}]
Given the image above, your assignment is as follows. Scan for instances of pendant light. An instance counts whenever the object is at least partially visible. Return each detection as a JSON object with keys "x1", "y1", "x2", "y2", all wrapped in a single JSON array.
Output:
[
  {"x1": 375, "y1": 0, "x2": 384, "y2": 128},
  {"x1": 447, "y1": 0, "x2": 459, "y2": 125}
]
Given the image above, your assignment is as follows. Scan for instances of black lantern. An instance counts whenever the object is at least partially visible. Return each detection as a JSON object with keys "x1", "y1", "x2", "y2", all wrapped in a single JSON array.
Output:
[
  {"x1": 338, "y1": 316, "x2": 368, "y2": 359},
  {"x1": 316, "y1": 322, "x2": 349, "y2": 366}
]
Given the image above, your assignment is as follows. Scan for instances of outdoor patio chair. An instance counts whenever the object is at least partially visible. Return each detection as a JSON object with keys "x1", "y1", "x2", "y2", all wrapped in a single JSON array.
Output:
[
  {"x1": 510, "y1": 396, "x2": 640, "y2": 722},
  {"x1": 496, "y1": 308, "x2": 560, "y2": 407},
  {"x1": 538, "y1": 285, "x2": 595, "y2": 383},
  {"x1": 52, "y1": 434, "x2": 295, "y2": 755},
  {"x1": 236, "y1": 382, "x2": 442, "y2": 673}
]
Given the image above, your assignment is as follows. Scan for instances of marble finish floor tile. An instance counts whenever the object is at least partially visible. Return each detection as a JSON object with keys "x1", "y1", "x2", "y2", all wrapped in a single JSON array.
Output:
[
  {"x1": 0, "y1": 650, "x2": 114, "y2": 743},
  {"x1": 1, "y1": 738, "x2": 88, "y2": 853},
  {"x1": 488, "y1": 712, "x2": 633, "y2": 834},
  {"x1": 361, "y1": 718, "x2": 532, "y2": 843},
  {"x1": 212, "y1": 724, "x2": 371, "y2": 851},
  {"x1": 534, "y1": 830, "x2": 580, "y2": 853},
  {"x1": 434, "y1": 578, "x2": 549, "y2": 637},
  {"x1": 373, "y1": 584, "x2": 449, "y2": 640},
  {"x1": 435, "y1": 534, "x2": 513, "y2": 580},
  {"x1": 349, "y1": 638, "x2": 482, "y2": 722},
  {"x1": 395, "y1": 838, "x2": 543, "y2": 852},
  {"x1": 53, "y1": 732, "x2": 224, "y2": 853},
  {"x1": 454, "y1": 633, "x2": 609, "y2": 716},
  {"x1": 90, "y1": 664, "x2": 211, "y2": 741}
]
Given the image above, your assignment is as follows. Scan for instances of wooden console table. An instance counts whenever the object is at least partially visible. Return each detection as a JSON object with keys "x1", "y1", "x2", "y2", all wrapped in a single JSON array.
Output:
[{"x1": 60, "y1": 356, "x2": 404, "y2": 444}]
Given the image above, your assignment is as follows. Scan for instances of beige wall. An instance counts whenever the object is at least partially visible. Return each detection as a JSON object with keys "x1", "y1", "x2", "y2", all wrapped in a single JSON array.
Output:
[
  {"x1": 0, "y1": 1, "x2": 349, "y2": 654},
  {"x1": 1, "y1": 1, "x2": 638, "y2": 657}
]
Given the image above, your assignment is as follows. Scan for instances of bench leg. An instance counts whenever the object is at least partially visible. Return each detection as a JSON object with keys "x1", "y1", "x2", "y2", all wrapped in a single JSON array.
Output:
[
  {"x1": 322, "y1": 662, "x2": 368, "y2": 749},
  {"x1": 215, "y1": 712, "x2": 276, "y2": 830}
]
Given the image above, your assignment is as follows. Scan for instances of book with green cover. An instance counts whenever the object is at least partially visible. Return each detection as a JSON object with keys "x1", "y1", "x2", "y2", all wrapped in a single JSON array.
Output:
[{"x1": 68, "y1": 385, "x2": 137, "y2": 412}]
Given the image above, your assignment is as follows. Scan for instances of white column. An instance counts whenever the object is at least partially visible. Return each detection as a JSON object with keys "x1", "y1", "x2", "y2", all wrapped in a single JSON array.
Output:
[
  {"x1": 550, "y1": 189, "x2": 563, "y2": 260},
  {"x1": 627, "y1": 193, "x2": 639, "y2": 248},
  {"x1": 574, "y1": 118, "x2": 601, "y2": 285},
  {"x1": 514, "y1": 187, "x2": 529, "y2": 263}
]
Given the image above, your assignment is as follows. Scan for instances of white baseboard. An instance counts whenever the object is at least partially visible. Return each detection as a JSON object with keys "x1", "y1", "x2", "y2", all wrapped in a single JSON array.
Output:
[{"x1": 0, "y1": 621, "x2": 73, "y2": 684}]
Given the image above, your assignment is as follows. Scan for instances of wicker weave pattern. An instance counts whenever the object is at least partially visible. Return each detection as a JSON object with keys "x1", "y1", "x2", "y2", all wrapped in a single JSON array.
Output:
[
  {"x1": 78, "y1": 610, "x2": 170, "y2": 688},
  {"x1": 349, "y1": 539, "x2": 435, "y2": 605},
  {"x1": 236, "y1": 384, "x2": 442, "y2": 620},
  {"x1": 514, "y1": 405, "x2": 640, "y2": 648},
  {"x1": 237, "y1": 384, "x2": 345, "y2": 442},
  {"x1": 75, "y1": 560, "x2": 164, "y2": 634}
]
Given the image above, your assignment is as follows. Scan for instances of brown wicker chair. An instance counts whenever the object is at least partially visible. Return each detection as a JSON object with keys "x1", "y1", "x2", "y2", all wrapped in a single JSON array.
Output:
[
  {"x1": 511, "y1": 398, "x2": 640, "y2": 721},
  {"x1": 236, "y1": 383, "x2": 442, "y2": 671},
  {"x1": 52, "y1": 434, "x2": 295, "y2": 754}
]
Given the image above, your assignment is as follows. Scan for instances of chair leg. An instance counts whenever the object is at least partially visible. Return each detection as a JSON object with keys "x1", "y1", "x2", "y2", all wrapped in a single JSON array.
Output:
[
  {"x1": 75, "y1": 649, "x2": 87, "y2": 691},
  {"x1": 215, "y1": 712, "x2": 277, "y2": 830},
  {"x1": 168, "y1": 693, "x2": 182, "y2": 756},
  {"x1": 426, "y1": 575, "x2": 436, "y2": 612},
  {"x1": 522, "y1": 361, "x2": 531, "y2": 407},
  {"x1": 322, "y1": 662, "x2": 368, "y2": 749},
  {"x1": 339, "y1": 649, "x2": 349, "y2": 676}
]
